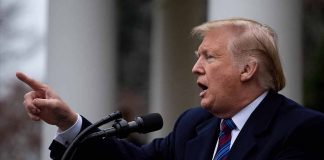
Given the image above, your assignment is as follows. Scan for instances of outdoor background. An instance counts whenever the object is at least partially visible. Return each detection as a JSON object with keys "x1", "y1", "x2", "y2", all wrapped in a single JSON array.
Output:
[{"x1": 0, "y1": 0, "x2": 323, "y2": 159}]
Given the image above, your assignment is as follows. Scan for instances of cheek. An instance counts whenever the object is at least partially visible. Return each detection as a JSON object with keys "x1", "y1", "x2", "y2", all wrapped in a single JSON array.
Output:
[
  {"x1": 208, "y1": 68, "x2": 240, "y2": 93},
  {"x1": 208, "y1": 67, "x2": 231, "y2": 83}
]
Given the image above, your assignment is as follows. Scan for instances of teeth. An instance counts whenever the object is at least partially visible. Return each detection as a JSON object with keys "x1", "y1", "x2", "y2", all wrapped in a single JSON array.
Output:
[
  {"x1": 199, "y1": 90, "x2": 207, "y2": 97},
  {"x1": 197, "y1": 82, "x2": 207, "y2": 97}
]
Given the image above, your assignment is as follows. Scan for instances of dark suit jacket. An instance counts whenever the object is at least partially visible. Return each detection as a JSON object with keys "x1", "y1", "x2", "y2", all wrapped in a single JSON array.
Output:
[{"x1": 49, "y1": 90, "x2": 324, "y2": 160}]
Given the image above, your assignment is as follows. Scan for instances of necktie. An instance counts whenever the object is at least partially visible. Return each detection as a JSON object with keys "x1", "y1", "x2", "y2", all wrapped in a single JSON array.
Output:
[{"x1": 214, "y1": 118, "x2": 236, "y2": 160}]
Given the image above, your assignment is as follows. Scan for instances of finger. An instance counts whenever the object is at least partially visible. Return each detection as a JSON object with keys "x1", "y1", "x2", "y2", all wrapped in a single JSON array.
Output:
[
  {"x1": 16, "y1": 72, "x2": 47, "y2": 91},
  {"x1": 24, "y1": 92, "x2": 45, "y2": 113},
  {"x1": 33, "y1": 98, "x2": 53, "y2": 110},
  {"x1": 27, "y1": 112, "x2": 41, "y2": 121},
  {"x1": 24, "y1": 100, "x2": 41, "y2": 114},
  {"x1": 24, "y1": 91, "x2": 45, "y2": 101},
  {"x1": 24, "y1": 101, "x2": 41, "y2": 120}
]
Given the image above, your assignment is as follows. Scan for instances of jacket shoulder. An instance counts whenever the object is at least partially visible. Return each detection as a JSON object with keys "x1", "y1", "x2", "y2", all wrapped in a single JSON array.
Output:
[
  {"x1": 171, "y1": 107, "x2": 216, "y2": 137},
  {"x1": 175, "y1": 107, "x2": 214, "y2": 127}
]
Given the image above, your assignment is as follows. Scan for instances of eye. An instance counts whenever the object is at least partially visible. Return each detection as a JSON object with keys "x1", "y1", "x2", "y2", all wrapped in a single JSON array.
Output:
[
  {"x1": 194, "y1": 51, "x2": 215, "y2": 62},
  {"x1": 206, "y1": 53, "x2": 213, "y2": 59},
  {"x1": 205, "y1": 52, "x2": 215, "y2": 62}
]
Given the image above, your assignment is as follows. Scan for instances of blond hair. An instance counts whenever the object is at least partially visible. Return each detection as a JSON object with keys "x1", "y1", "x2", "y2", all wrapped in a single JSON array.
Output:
[{"x1": 192, "y1": 18, "x2": 285, "y2": 91}]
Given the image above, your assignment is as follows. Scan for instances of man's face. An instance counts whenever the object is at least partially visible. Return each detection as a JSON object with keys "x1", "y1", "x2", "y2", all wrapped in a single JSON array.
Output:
[{"x1": 192, "y1": 27, "x2": 242, "y2": 117}]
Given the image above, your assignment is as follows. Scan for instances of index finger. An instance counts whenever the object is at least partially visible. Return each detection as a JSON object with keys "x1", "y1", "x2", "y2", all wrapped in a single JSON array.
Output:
[{"x1": 16, "y1": 72, "x2": 47, "y2": 90}]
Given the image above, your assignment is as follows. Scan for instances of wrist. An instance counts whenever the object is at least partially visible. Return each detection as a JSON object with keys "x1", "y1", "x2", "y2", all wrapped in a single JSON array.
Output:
[
  {"x1": 58, "y1": 112, "x2": 78, "y2": 131},
  {"x1": 55, "y1": 114, "x2": 82, "y2": 146}
]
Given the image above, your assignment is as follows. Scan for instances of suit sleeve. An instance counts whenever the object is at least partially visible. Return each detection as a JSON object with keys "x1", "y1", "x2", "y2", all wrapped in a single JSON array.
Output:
[
  {"x1": 48, "y1": 108, "x2": 205, "y2": 160},
  {"x1": 48, "y1": 115, "x2": 172, "y2": 160},
  {"x1": 274, "y1": 114, "x2": 324, "y2": 160}
]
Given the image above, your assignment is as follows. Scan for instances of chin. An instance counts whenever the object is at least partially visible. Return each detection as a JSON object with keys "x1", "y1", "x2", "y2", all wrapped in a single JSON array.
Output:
[
  {"x1": 200, "y1": 102, "x2": 222, "y2": 116},
  {"x1": 200, "y1": 102, "x2": 212, "y2": 111}
]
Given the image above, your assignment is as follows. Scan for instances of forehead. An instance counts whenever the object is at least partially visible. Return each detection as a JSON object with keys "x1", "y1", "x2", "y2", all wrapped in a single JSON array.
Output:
[{"x1": 198, "y1": 27, "x2": 235, "y2": 52}]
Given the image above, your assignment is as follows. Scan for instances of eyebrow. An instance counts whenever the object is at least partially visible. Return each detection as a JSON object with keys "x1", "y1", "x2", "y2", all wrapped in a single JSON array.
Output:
[{"x1": 194, "y1": 51, "x2": 199, "y2": 56}]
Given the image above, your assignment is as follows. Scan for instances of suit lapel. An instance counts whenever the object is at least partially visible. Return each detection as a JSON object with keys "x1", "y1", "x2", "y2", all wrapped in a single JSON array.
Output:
[
  {"x1": 229, "y1": 90, "x2": 282, "y2": 159},
  {"x1": 228, "y1": 122, "x2": 257, "y2": 159},
  {"x1": 185, "y1": 118, "x2": 221, "y2": 160},
  {"x1": 183, "y1": 91, "x2": 283, "y2": 160}
]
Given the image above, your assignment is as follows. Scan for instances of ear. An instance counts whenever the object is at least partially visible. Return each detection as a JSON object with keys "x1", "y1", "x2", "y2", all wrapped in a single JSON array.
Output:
[{"x1": 240, "y1": 58, "x2": 258, "y2": 82}]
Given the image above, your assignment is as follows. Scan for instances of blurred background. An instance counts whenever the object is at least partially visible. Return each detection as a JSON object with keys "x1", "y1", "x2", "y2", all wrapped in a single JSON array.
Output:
[{"x1": 0, "y1": 0, "x2": 323, "y2": 159}]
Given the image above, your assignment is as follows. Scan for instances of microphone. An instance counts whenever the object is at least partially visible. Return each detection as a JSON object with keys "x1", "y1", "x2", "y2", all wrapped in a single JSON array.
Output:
[
  {"x1": 63, "y1": 112, "x2": 163, "y2": 160},
  {"x1": 84, "y1": 113, "x2": 163, "y2": 140},
  {"x1": 62, "y1": 111, "x2": 122, "y2": 160}
]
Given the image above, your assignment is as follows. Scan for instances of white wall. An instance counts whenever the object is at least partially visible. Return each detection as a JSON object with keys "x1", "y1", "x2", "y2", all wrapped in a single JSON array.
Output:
[
  {"x1": 45, "y1": 1, "x2": 117, "y2": 159},
  {"x1": 149, "y1": 0, "x2": 204, "y2": 138}
]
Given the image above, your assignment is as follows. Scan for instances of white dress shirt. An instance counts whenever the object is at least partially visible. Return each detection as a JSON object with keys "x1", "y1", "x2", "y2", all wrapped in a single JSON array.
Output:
[
  {"x1": 54, "y1": 113, "x2": 82, "y2": 147},
  {"x1": 211, "y1": 91, "x2": 268, "y2": 160}
]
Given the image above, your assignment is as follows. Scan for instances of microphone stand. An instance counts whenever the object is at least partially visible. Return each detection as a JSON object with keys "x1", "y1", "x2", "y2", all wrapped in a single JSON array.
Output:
[
  {"x1": 82, "y1": 112, "x2": 163, "y2": 142},
  {"x1": 80, "y1": 118, "x2": 129, "y2": 143},
  {"x1": 61, "y1": 111, "x2": 122, "y2": 160}
]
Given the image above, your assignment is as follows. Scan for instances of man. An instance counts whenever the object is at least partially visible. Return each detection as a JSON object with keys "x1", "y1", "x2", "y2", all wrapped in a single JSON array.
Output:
[{"x1": 17, "y1": 18, "x2": 324, "y2": 160}]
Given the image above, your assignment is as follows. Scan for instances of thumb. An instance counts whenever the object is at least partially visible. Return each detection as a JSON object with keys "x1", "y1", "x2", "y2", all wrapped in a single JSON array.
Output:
[
  {"x1": 33, "y1": 98, "x2": 53, "y2": 109},
  {"x1": 33, "y1": 98, "x2": 66, "y2": 114}
]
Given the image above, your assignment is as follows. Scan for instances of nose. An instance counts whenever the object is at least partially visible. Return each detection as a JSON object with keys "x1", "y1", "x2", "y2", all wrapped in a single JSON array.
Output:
[{"x1": 192, "y1": 58, "x2": 204, "y2": 75}]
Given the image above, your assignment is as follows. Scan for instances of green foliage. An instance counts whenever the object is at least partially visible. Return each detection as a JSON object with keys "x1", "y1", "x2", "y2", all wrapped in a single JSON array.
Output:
[{"x1": 302, "y1": 0, "x2": 324, "y2": 112}]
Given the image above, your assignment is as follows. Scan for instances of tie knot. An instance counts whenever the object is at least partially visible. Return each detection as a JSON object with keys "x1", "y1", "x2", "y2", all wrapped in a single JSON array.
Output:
[{"x1": 221, "y1": 118, "x2": 236, "y2": 133}]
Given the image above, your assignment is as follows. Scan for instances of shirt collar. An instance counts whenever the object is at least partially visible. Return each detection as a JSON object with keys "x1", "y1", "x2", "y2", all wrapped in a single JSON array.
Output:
[{"x1": 231, "y1": 91, "x2": 268, "y2": 131}]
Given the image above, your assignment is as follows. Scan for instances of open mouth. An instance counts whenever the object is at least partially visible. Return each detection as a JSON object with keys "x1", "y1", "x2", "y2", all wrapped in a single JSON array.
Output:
[
  {"x1": 198, "y1": 82, "x2": 208, "y2": 97},
  {"x1": 198, "y1": 82, "x2": 208, "y2": 90}
]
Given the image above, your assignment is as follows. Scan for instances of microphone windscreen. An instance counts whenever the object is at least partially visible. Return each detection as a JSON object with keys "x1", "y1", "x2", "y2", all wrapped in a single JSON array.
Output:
[{"x1": 138, "y1": 113, "x2": 163, "y2": 134}]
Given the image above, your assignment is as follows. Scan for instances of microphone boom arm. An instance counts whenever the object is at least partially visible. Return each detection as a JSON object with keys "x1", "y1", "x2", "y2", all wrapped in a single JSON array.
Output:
[{"x1": 61, "y1": 111, "x2": 122, "y2": 160}]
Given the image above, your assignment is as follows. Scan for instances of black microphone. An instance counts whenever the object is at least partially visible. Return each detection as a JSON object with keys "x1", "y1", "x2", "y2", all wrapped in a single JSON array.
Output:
[
  {"x1": 84, "y1": 113, "x2": 163, "y2": 140},
  {"x1": 62, "y1": 111, "x2": 123, "y2": 160}
]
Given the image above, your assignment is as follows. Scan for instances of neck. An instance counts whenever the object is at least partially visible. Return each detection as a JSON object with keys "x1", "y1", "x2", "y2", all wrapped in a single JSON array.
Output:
[{"x1": 221, "y1": 86, "x2": 266, "y2": 118}]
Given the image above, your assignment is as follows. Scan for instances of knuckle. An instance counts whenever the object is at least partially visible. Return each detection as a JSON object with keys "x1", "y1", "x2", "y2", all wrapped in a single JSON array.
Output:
[
  {"x1": 26, "y1": 105, "x2": 33, "y2": 111},
  {"x1": 23, "y1": 100, "x2": 27, "y2": 106},
  {"x1": 24, "y1": 91, "x2": 36, "y2": 99},
  {"x1": 24, "y1": 93, "x2": 29, "y2": 99},
  {"x1": 40, "y1": 85, "x2": 49, "y2": 91},
  {"x1": 51, "y1": 100, "x2": 60, "y2": 108}
]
